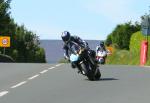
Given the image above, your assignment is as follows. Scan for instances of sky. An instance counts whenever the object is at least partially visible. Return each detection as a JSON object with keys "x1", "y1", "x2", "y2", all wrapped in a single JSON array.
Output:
[{"x1": 10, "y1": 0, "x2": 150, "y2": 40}]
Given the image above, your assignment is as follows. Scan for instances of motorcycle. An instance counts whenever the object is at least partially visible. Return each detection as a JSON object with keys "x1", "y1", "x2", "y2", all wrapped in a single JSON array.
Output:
[
  {"x1": 96, "y1": 50, "x2": 107, "y2": 64},
  {"x1": 69, "y1": 46, "x2": 101, "y2": 81}
]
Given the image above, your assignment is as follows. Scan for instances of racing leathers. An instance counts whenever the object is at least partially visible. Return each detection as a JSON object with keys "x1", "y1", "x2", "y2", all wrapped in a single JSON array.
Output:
[
  {"x1": 62, "y1": 35, "x2": 97, "y2": 72},
  {"x1": 96, "y1": 44, "x2": 106, "y2": 55},
  {"x1": 96, "y1": 44, "x2": 107, "y2": 63},
  {"x1": 63, "y1": 35, "x2": 89, "y2": 59}
]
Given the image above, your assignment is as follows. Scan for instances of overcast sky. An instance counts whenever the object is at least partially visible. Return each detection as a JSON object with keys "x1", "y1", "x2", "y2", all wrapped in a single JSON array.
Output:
[{"x1": 10, "y1": 0, "x2": 150, "y2": 40}]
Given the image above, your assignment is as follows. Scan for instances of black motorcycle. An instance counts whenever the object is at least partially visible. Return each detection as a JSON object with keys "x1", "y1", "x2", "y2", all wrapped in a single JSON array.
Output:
[{"x1": 69, "y1": 45, "x2": 101, "y2": 81}]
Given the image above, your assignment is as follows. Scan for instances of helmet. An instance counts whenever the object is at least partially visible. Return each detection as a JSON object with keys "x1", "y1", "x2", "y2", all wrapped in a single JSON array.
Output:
[
  {"x1": 100, "y1": 41, "x2": 104, "y2": 47},
  {"x1": 61, "y1": 31, "x2": 71, "y2": 42}
]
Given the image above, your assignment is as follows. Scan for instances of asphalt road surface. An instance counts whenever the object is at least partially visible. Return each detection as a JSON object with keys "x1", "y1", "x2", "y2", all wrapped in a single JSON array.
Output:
[{"x1": 0, "y1": 63, "x2": 150, "y2": 103}]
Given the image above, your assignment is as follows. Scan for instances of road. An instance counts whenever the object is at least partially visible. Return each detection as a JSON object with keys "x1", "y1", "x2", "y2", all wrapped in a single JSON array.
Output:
[{"x1": 0, "y1": 63, "x2": 150, "y2": 103}]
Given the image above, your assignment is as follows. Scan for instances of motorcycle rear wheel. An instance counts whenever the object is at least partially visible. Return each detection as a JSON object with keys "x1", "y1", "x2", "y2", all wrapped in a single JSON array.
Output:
[{"x1": 95, "y1": 68, "x2": 101, "y2": 80}]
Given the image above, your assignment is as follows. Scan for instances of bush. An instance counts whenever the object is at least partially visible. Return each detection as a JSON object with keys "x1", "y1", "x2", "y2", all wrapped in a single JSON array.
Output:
[
  {"x1": 35, "y1": 48, "x2": 46, "y2": 63},
  {"x1": 107, "y1": 22, "x2": 140, "y2": 50}
]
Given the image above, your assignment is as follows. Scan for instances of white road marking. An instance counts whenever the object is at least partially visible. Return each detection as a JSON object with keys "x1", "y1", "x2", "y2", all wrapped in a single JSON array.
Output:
[
  {"x1": 48, "y1": 67, "x2": 55, "y2": 70},
  {"x1": 40, "y1": 70, "x2": 48, "y2": 74},
  {"x1": 0, "y1": 91, "x2": 9, "y2": 97},
  {"x1": 11, "y1": 81, "x2": 27, "y2": 89},
  {"x1": 0, "y1": 65, "x2": 63, "y2": 98},
  {"x1": 55, "y1": 64, "x2": 62, "y2": 67},
  {"x1": 28, "y1": 74, "x2": 39, "y2": 80}
]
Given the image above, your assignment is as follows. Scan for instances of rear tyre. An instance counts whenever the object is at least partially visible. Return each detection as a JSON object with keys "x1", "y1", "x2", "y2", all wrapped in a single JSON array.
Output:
[
  {"x1": 95, "y1": 68, "x2": 101, "y2": 80},
  {"x1": 87, "y1": 70, "x2": 95, "y2": 81}
]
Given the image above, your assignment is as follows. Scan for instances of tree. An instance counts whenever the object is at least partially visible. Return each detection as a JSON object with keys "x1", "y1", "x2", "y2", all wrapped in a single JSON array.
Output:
[
  {"x1": 0, "y1": 0, "x2": 46, "y2": 62},
  {"x1": 108, "y1": 22, "x2": 141, "y2": 50},
  {"x1": 13, "y1": 25, "x2": 46, "y2": 62},
  {"x1": 0, "y1": 0, "x2": 13, "y2": 54},
  {"x1": 0, "y1": 0, "x2": 11, "y2": 33},
  {"x1": 105, "y1": 34, "x2": 112, "y2": 46}
]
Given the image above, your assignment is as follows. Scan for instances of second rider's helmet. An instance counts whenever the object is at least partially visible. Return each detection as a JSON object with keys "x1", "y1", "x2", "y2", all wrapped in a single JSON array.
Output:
[{"x1": 100, "y1": 41, "x2": 104, "y2": 47}]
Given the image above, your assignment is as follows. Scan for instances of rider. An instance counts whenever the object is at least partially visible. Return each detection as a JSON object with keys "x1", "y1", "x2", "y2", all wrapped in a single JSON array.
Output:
[
  {"x1": 96, "y1": 41, "x2": 106, "y2": 55},
  {"x1": 96, "y1": 41, "x2": 107, "y2": 62},
  {"x1": 61, "y1": 31, "x2": 97, "y2": 72}
]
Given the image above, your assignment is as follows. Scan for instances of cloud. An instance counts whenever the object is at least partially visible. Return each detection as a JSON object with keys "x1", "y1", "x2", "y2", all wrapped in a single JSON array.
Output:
[{"x1": 84, "y1": 0, "x2": 139, "y2": 23}]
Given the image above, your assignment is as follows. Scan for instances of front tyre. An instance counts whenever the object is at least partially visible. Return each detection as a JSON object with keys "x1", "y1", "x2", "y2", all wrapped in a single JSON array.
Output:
[{"x1": 80, "y1": 63, "x2": 95, "y2": 81}]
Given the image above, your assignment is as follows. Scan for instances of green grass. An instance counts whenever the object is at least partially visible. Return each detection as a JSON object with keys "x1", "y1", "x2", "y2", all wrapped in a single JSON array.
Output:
[
  {"x1": 58, "y1": 58, "x2": 70, "y2": 63},
  {"x1": 106, "y1": 50, "x2": 140, "y2": 65}
]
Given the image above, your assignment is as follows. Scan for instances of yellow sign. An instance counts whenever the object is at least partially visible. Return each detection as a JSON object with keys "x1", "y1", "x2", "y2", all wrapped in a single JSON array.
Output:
[
  {"x1": 0, "y1": 36, "x2": 10, "y2": 47},
  {"x1": 106, "y1": 47, "x2": 114, "y2": 55}
]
